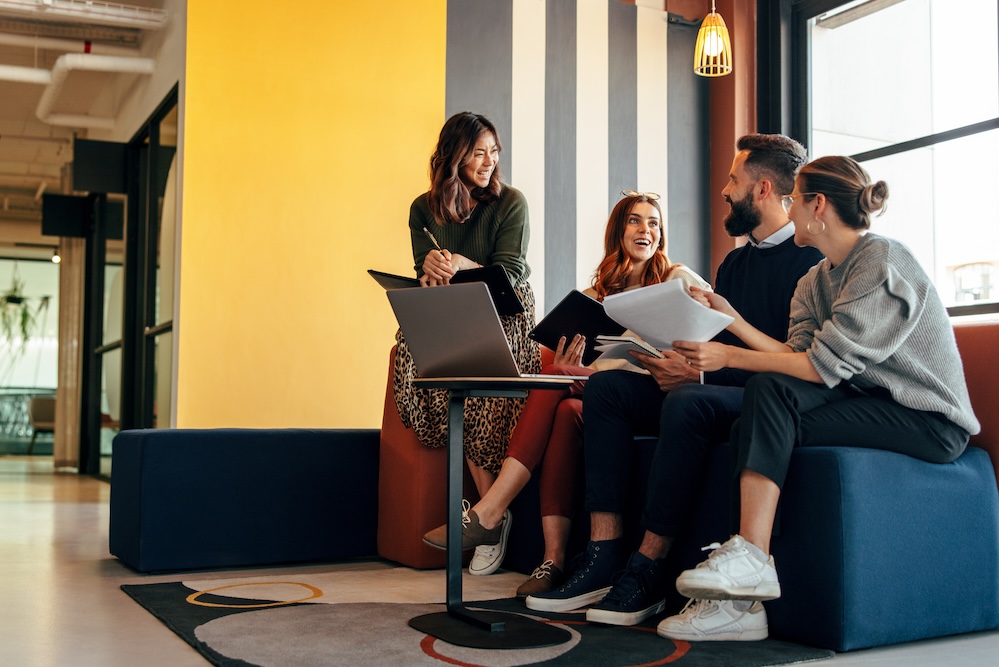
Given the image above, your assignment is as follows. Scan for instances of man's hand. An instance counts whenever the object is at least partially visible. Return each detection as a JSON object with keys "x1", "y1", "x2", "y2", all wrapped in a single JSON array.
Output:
[{"x1": 631, "y1": 349, "x2": 700, "y2": 391}]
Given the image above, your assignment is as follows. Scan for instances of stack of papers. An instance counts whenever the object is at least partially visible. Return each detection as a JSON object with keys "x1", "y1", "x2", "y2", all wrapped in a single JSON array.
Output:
[
  {"x1": 600, "y1": 279, "x2": 734, "y2": 350},
  {"x1": 531, "y1": 279, "x2": 734, "y2": 365}
]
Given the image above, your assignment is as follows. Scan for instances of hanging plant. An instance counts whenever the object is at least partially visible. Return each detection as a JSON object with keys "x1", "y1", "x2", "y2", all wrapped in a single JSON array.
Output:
[{"x1": 1, "y1": 264, "x2": 39, "y2": 357}]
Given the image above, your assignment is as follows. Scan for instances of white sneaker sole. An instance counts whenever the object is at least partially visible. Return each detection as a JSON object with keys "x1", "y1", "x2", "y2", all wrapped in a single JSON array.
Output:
[
  {"x1": 467, "y1": 511, "x2": 512, "y2": 576},
  {"x1": 675, "y1": 574, "x2": 780, "y2": 601},
  {"x1": 525, "y1": 585, "x2": 612, "y2": 613},
  {"x1": 586, "y1": 599, "x2": 665, "y2": 626},
  {"x1": 657, "y1": 623, "x2": 769, "y2": 641}
]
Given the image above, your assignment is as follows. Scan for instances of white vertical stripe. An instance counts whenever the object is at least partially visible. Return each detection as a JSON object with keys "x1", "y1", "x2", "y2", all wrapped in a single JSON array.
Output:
[
  {"x1": 636, "y1": 5, "x2": 669, "y2": 212},
  {"x1": 512, "y1": 0, "x2": 548, "y2": 313},
  {"x1": 576, "y1": 0, "x2": 610, "y2": 290}
]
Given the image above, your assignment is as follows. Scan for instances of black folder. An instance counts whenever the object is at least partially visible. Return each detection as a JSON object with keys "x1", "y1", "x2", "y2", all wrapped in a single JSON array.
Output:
[
  {"x1": 529, "y1": 290, "x2": 626, "y2": 365},
  {"x1": 368, "y1": 265, "x2": 525, "y2": 316}
]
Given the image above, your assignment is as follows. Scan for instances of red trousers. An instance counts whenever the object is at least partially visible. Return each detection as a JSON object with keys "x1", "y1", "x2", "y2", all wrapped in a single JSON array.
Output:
[{"x1": 505, "y1": 364, "x2": 593, "y2": 518}]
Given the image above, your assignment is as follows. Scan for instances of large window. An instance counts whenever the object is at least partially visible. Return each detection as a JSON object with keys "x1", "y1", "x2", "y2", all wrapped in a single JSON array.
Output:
[{"x1": 796, "y1": 0, "x2": 999, "y2": 314}]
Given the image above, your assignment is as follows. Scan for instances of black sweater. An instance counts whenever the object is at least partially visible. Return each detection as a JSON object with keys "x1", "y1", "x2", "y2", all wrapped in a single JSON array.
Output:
[{"x1": 705, "y1": 237, "x2": 824, "y2": 387}]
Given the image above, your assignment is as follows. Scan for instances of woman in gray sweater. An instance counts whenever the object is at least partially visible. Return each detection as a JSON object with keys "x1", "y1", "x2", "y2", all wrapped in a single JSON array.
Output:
[{"x1": 661, "y1": 155, "x2": 979, "y2": 638}]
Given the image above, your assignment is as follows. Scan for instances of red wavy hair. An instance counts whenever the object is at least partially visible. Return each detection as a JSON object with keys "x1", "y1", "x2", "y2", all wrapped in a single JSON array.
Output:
[{"x1": 591, "y1": 195, "x2": 678, "y2": 301}]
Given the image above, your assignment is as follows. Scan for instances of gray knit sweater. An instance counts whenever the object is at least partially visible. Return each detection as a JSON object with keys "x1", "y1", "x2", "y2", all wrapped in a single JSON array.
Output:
[{"x1": 787, "y1": 233, "x2": 979, "y2": 435}]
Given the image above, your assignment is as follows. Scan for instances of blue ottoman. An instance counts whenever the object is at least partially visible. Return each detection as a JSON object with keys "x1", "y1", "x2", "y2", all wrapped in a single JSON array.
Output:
[
  {"x1": 110, "y1": 428, "x2": 379, "y2": 573},
  {"x1": 768, "y1": 446, "x2": 999, "y2": 651}
]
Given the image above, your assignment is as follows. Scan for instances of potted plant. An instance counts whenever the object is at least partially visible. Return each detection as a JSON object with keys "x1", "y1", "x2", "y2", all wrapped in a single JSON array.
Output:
[{"x1": 1, "y1": 264, "x2": 37, "y2": 357}]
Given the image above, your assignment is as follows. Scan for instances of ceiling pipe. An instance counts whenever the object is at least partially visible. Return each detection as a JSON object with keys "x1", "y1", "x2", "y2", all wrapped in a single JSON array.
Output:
[
  {"x1": 0, "y1": 31, "x2": 143, "y2": 56},
  {"x1": 35, "y1": 52, "x2": 155, "y2": 129},
  {"x1": 0, "y1": 63, "x2": 51, "y2": 84}
]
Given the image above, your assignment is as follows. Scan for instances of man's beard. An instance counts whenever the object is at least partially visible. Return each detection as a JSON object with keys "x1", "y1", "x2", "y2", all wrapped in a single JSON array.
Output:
[{"x1": 723, "y1": 192, "x2": 762, "y2": 237}]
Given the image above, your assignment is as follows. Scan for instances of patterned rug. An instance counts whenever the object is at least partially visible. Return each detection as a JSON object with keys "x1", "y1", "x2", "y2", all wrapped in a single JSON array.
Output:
[{"x1": 121, "y1": 568, "x2": 834, "y2": 667}]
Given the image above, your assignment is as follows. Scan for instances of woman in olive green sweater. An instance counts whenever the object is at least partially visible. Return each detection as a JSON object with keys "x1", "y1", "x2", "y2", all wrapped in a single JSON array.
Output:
[{"x1": 393, "y1": 111, "x2": 541, "y2": 511}]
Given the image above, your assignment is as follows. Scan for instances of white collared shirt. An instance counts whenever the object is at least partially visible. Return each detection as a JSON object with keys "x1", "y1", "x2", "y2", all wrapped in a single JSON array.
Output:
[{"x1": 748, "y1": 222, "x2": 795, "y2": 249}]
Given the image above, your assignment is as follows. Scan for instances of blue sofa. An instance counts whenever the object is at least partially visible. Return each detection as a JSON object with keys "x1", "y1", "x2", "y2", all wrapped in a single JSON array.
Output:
[{"x1": 381, "y1": 322, "x2": 999, "y2": 652}]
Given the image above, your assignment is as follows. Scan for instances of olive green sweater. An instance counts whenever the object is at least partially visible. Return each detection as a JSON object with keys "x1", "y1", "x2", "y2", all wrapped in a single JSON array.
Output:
[{"x1": 408, "y1": 185, "x2": 531, "y2": 285}]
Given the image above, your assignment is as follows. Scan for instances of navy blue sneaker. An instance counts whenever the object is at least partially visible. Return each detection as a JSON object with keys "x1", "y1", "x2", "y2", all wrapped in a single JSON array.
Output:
[
  {"x1": 525, "y1": 539, "x2": 625, "y2": 613},
  {"x1": 585, "y1": 551, "x2": 667, "y2": 626}
]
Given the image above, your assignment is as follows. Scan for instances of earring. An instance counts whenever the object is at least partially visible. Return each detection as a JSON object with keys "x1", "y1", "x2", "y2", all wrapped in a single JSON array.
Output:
[{"x1": 807, "y1": 217, "x2": 826, "y2": 235}]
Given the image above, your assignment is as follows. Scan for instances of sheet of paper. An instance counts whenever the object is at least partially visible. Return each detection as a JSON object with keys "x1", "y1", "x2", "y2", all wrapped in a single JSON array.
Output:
[{"x1": 601, "y1": 280, "x2": 734, "y2": 350}]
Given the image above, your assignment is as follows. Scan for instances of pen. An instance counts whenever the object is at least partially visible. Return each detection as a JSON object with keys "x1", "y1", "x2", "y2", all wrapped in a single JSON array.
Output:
[{"x1": 423, "y1": 227, "x2": 446, "y2": 255}]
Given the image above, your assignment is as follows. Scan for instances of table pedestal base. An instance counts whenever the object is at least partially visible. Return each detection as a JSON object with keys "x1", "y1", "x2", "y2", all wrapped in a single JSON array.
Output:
[
  {"x1": 409, "y1": 378, "x2": 577, "y2": 651},
  {"x1": 409, "y1": 609, "x2": 571, "y2": 649}
]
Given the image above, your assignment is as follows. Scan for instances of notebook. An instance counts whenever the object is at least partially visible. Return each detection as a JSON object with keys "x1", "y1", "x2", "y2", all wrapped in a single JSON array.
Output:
[
  {"x1": 386, "y1": 282, "x2": 586, "y2": 380},
  {"x1": 369, "y1": 264, "x2": 524, "y2": 316},
  {"x1": 529, "y1": 290, "x2": 626, "y2": 365}
]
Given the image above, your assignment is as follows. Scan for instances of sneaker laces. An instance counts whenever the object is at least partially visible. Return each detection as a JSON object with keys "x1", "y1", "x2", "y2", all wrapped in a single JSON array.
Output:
[
  {"x1": 557, "y1": 545, "x2": 599, "y2": 591},
  {"x1": 677, "y1": 598, "x2": 712, "y2": 619},
  {"x1": 695, "y1": 539, "x2": 738, "y2": 568},
  {"x1": 460, "y1": 499, "x2": 471, "y2": 529},
  {"x1": 530, "y1": 560, "x2": 555, "y2": 580},
  {"x1": 603, "y1": 558, "x2": 656, "y2": 604},
  {"x1": 474, "y1": 542, "x2": 499, "y2": 559}
]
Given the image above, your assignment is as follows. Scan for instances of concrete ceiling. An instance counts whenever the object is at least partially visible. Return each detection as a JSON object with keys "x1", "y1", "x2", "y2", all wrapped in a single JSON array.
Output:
[{"x1": 0, "y1": 0, "x2": 166, "y2": 260}]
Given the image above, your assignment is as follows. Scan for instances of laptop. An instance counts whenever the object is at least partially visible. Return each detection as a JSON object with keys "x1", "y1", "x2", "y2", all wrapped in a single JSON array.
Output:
[{"x1": 386, "y1": 282, "x2": 586, "y2": 380}]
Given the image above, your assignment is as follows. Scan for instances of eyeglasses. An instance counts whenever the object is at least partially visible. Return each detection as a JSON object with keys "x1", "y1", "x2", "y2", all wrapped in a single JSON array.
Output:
[
  {"x1": 621, "y1": 190, "x2": 661, "y2": 201},
  {"x1": 781, "y1": 192, "x2": 818, "y2": 214}
]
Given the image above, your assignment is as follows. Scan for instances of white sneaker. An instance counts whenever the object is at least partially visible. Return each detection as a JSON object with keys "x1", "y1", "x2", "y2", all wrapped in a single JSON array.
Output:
[
  {"x1": 468, "y1": 510, "x2": 511, "y2": 576},
  {"x1": 657, "y1": 599, "x2": 768, "y2": 641},
  {"x1": 675, "y1": 535, "x2": 781, "y2": 601}
]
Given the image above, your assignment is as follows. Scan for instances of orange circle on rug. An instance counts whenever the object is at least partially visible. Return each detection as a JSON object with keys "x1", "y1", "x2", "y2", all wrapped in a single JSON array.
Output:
[
  {"x1": 186, "y1": 581, "x2": 323, "y2": 608},
  {"x1": 419, "y1": 621, "x2": 690, "y2": 666}
]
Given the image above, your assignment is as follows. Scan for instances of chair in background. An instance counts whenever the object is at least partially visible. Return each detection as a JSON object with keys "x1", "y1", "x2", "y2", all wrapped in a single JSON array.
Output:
[{"x1": 27, "y1": 396, "x2": 55, "y2": 455}]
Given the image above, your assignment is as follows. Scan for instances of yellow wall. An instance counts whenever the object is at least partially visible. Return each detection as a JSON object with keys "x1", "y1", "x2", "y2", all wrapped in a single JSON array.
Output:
[{"x1": 178, "y1": 1, "x2": 446, "y2": 427}]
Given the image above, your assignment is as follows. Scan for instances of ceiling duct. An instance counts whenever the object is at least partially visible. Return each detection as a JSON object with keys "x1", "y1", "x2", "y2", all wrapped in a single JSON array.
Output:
[
  {"x1": 0, "y1": 0, "x2": 167, "y2": 31},
  {"x1": 35, "y1": 52, "x2": 156, "y2": 129}
]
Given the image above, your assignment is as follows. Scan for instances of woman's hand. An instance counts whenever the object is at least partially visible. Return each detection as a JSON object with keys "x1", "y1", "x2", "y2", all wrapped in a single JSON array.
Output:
[
  {"x1": 420, "y1": 249, "x2": 457, "y2": 286},
  {"x1": 553, "y1": 334, "x2": 585, "y2": 367},
  {"x1": 688, "y1": 285, "x2": 712, "y2": 308},
  {"x1": 690, "y1": 287, "x2": 739, "y2": 319},
  {"x1": 447, "y1": 252, "x2": 480, "y2": 272},
  {"x1": 672, "y1": 340, "x2": 732, "y2": 372}
]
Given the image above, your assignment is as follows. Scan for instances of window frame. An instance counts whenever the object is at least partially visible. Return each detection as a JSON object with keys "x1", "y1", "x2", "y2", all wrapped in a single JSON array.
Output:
[{"x1": 764, "y1": 0, "x2": 999, "y2": 316}]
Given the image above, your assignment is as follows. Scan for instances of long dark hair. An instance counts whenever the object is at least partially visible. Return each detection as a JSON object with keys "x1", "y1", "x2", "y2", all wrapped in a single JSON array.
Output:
[
  {"x1": 428, "y1": 112, "x2": 504, "y2": 225},
  {"x1": 592, "y1": 195, "x2": 676, "y2": 300}
]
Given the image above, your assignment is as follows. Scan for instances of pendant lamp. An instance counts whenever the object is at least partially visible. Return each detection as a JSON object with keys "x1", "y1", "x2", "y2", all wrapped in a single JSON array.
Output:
[{"x1": 693, "y1": 1, "x2": 733, "y2": 77}]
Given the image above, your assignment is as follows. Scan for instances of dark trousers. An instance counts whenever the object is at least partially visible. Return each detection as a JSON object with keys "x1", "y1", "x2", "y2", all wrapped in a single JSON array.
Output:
[
  {"x1": 582, "y1": 371, "x2": 744, "y2": 537},
  {"x1": 736, "y1": 373, "x2": 969, "y2": 490}
]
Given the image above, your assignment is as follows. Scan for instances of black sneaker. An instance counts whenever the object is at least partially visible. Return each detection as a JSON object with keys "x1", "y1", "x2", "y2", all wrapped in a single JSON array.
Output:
[
  {"x1": 525, "y1": 539, "x2": 625, "y2": 613},
  {"x1": 585, "y1": 551, "x2": 667, "y2": 626}
]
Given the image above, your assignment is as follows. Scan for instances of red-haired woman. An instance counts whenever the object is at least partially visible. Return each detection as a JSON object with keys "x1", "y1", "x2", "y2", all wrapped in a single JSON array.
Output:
[{"x1": 423, "y1": 190, "x2": 709, "y2": 597}]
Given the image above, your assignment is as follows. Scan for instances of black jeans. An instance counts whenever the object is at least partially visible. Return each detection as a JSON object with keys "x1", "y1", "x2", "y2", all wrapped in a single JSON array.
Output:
[
  {"x1": 735, "y1": 373, "x2": 969, "y2": 489},
  {"x1": 582, "y1": 371, "x2": 744, "y2": 537}
]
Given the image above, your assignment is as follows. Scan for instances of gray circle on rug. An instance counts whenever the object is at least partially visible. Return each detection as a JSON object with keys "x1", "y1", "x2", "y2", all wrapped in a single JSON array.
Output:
[{"x1": 194, "y1": 602, "x2": 581, "y2": 666}]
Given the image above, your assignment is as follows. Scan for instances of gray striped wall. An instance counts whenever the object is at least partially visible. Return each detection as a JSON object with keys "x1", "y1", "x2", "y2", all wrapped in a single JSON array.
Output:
[{"x1": 446, "y1": 0, "x2": 704, "y2": 314}]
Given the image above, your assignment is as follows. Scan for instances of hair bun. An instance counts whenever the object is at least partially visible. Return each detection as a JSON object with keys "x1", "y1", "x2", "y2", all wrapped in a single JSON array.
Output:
[{"x1": 859, "y1": 180, "x2": 889, "y2": 216}]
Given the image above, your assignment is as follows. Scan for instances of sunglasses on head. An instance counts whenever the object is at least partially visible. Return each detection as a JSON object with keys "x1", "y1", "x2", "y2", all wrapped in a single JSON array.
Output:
[{"x1": 621, "y1": 190, "x2": 661, "y2": 201}]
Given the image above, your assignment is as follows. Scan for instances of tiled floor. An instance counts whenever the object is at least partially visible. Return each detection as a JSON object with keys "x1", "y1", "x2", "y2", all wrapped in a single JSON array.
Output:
[{"x1": 1, "y1": 455, "x2": 996, "y2": 667}]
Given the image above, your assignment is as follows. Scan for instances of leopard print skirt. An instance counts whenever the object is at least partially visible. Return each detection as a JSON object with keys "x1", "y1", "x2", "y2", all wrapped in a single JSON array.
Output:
[{"x1": 392, "y1": 281, "x2": 541, "y2": 474}]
